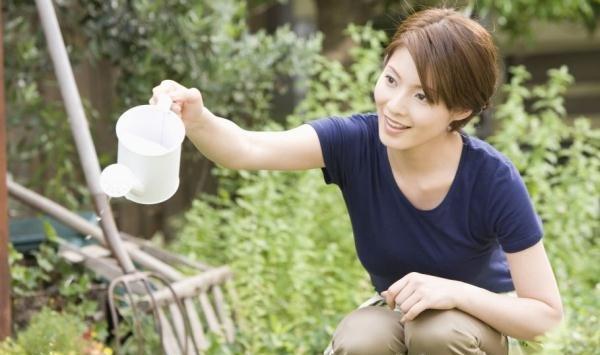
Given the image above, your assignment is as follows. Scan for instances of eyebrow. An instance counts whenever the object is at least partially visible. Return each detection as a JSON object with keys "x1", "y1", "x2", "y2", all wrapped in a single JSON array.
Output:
[{"x1": 387, "y1": 66, "x2": 422, "y2": 89}]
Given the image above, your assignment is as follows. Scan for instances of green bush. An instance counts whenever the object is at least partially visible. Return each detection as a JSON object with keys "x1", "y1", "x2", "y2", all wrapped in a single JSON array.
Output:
[
  {"x1": 173, "y1": 169, "x2": 372, "y2": 354},
  {"x1": 489, "y1": 65, "x2": 600, "y2": 353},
  {"x1": 7, "y1": 223, "x2": 109, "y2": 351},
  {"x1": 0, "y1": 308, "x2": 90, "y2": 355}
]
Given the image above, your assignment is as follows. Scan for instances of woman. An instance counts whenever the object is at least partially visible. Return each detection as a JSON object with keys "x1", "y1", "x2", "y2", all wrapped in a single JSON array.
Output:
[{"x1": 151, "y1": 7, "x2": 563, "y2": 355}]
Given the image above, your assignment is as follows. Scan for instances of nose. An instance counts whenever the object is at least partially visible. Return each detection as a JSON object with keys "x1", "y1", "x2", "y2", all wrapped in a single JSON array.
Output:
[{"x1": 386, "y1": 93, "x2": 408, "y2": 117}]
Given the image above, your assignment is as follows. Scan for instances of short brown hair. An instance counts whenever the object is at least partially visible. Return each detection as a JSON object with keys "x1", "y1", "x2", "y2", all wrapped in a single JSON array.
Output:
[{"x1": 385, "y1": 8, "x2": 499, "y2": 131}]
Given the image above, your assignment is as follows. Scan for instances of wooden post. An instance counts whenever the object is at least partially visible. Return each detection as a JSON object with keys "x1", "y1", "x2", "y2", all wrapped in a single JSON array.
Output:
[{"x1": 0, "y1": 0, "x2": 13, "y2": 340}]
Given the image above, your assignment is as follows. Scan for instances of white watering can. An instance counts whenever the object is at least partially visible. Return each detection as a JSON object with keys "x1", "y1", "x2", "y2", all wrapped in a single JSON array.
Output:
[{"x1": 100, "y1": 95, "x2": 185, "y2": 204}]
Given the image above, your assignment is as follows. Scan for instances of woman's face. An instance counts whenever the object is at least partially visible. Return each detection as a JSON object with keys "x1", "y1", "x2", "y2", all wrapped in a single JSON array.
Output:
[{"x1": 373, "y1": 47, "x2": 468, "y2": 151}]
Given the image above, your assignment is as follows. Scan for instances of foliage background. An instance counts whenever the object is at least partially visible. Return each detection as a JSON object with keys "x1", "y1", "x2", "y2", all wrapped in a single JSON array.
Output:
[{"x1": 3, "y1": 0, "x2": 600, "y2": 354}]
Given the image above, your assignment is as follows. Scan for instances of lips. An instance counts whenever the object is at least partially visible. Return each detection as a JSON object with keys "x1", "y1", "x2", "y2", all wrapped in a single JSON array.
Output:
[{"x1": 384, "y1": 115, "x2": 411, "y2": 131}]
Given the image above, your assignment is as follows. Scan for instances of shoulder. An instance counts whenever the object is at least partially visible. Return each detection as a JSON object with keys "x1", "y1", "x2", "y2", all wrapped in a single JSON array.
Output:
[
  {"x1": 307, "y1": 112, "x2": 377, "y2": 131},
  {"x1": 307, "y1": 112, "x2": 379, "y2": 143},
  {"x1": 305, "y1": 113, "x2": 379, "y2": 186},
  {"x1": 461, "y1": 134, "x2": 529, "y2": 210},
  {"x1": 462, "y1": 134, "x2": 517, "y2": 179}
]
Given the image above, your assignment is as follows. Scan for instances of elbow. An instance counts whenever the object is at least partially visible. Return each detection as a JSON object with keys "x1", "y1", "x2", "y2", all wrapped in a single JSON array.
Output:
[
  {"x1": 550, "y1": 298, "x2": 564, "y2": 327},
  {"x1": 550, "y1": 303, "x2": 564, "y2": 328},
  {"x1": 525, "y1": 304, "x2": 564, "y2": 341},
  {"x1": 538, "y1": 296, "x2": 564, "y2": 337}
]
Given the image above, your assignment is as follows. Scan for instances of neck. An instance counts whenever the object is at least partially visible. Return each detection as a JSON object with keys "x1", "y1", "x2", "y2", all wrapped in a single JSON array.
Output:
[{"x1": 387, "y1": 131, "x2": 463, "y2": 175}]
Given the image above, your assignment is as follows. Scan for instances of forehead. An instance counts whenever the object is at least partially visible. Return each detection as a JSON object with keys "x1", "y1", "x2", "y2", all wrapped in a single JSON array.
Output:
[{"x1": 385, "y1": 47, "x2": 421, "y2": 86}]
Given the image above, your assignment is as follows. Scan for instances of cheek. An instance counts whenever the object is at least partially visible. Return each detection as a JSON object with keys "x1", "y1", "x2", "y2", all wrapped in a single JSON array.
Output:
[{"x1": 373, "y1": 79, "x2": 387, "y2": 107}]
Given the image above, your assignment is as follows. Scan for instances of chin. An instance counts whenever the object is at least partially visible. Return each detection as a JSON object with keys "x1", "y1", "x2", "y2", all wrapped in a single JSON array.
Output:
[{"x1": 378, "y1": 125, "x2": 411, "y2": 151}]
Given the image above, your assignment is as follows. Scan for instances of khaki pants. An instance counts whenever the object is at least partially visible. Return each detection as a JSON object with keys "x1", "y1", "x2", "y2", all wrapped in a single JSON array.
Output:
[{"x1": 325, "y1": 295, "x2": 509, "y2": 355}]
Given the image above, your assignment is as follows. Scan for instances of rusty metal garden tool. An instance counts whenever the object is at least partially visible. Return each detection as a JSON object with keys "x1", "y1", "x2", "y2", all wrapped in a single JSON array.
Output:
[
  {"x1": 7, "y1": 178, "x2": 236, "y2": 352},
  {"x1": 34, "y1": 0, "x2": 215, "y2": 353}
]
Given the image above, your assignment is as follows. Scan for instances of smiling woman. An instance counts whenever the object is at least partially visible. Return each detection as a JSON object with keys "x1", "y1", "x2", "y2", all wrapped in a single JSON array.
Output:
[
  {"x1": 384, "y1": 8, "x2": 498, "y2": 132},
  {"x1": 150, "y1": 6, "x2": 562, "y2": 355}
]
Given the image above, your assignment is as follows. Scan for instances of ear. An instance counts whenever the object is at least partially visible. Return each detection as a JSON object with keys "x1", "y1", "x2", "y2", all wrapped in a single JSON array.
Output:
[{"x1": 450, "y1": 108, "x2": 472, "y2": 123}]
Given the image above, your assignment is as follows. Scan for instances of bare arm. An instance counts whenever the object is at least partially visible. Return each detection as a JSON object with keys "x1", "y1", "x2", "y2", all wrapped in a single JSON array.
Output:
[
  {"x1": 186, "y1": 108, "x2": 323, "y2": 170},
  {"x1": 151, "y1": 80, "x2": 324, "y2": 170},
  {"x1": 455, "y1": 240, "x2": 563, "y2": 340},
  {"x1": 384, "y1": 240, "x2": 563, "y2": 341}
]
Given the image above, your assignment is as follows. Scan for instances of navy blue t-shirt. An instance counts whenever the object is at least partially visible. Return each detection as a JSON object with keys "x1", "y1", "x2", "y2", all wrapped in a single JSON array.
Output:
[{"x1": 307, "y1": 113, "x2": 543, "y2": 293}]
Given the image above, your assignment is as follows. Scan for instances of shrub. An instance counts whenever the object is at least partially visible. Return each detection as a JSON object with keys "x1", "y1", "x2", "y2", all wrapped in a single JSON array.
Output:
[
  {"x1": 489, "y1": 65, "x2": 600, "y2": 353},
  {"x1": 0, "y1": 307, "x2": 103, "y2": 355}
]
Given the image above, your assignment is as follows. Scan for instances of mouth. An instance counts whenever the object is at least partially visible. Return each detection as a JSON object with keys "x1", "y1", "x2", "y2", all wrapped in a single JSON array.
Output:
[{"x1": 383, "y1": 115, "x2": 411, "y2": 131}]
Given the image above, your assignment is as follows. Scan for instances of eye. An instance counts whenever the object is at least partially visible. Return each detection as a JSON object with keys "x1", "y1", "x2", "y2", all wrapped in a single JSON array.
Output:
[
  {"x1": 384, "y1": 75, "x2": 396, "y2": 85},
  {"x1": 415, "y1": 93, "x2": 428, "y2": 102}
]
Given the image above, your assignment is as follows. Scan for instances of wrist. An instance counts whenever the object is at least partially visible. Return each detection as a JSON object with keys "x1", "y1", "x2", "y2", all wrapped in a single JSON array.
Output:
[
  {"x1": 453, "y1": 281, "x2": 472, "y2": 310},
  {"x1": 185, "y1": 107, "x2": 213, "y2": 132}
]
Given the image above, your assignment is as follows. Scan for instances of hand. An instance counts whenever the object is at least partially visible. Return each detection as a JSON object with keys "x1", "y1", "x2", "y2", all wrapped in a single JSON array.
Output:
[
  {"x1": 150, "y1": 80, "x2": 207, "y2": 130},
  {"x1": 381, "y1": 272, "x2": 463, "y2": 323}
]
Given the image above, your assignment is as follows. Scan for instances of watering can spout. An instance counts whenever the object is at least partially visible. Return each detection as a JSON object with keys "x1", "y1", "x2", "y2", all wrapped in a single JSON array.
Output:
[{"x1": 100, "y1": 164, "x2": 143, "y2": 198}]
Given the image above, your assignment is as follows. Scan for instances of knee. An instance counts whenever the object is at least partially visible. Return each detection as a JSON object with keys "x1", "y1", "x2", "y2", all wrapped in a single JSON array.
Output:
[
  {"x1": 406, "y1": 309, "x2": 480, "y2": 354},
  {"x1": 332, "y1": 307, "x2": 404, "y2": 355}
]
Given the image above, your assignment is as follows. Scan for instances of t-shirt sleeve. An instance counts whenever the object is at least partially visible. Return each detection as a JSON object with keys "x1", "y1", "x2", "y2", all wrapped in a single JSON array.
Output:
[
  {"x1": 306, "y1": 115, "x2": 371, "y2": 187},
  {"x1": 486, "y1": 161, "x2": 544, "y2": 253}
]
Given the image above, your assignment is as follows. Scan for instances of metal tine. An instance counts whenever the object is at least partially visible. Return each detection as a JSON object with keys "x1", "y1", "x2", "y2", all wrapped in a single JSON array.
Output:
[
  {"x1": 108, "y1": 277, "x2": 149, "y2": 355},
  {"x1": 107, "y1": 280, "x2": 124, "y2": 354},
  {"x1": 107, "y1": 271, "x2": 196, "y2": 355},
  {"x1": 107, "y1": 274, "x2": 155, "y2": 354},
  {"x1": 139, "y1": 275, "x2": 173, "y2": 355},
  {"x1": 168, "y1": 302, "x2": 197, "y2": 355},
  {"x1": 121, "y1": 278, "x2": 148, "y2": 354},
  {"x1": 149, "y1": 272, "x2": 200, "y2": 355}
]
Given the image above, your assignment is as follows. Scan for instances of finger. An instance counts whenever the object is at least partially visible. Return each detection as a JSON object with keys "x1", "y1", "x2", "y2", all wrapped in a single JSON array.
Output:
[
  {"x1": 159, "y1": 79, "x2": 185, "y2": 92},
  {"x1": 152, "y1": 80, "x2": 185, "y2": 102},
  {"x1": 152, "y1": 85, "x2": 171, "y2": 97},
  {"x1": 171, "y1": 103, "x2": 182, "y2": 115},
  {"x1": 151, "y1": 85, "x2": 169, "y2": 105},
  {"x1": 171, "y1": 87, "x2": 203, "y2": 105},
  {"x1": 401, "y1": 299, "x2": 428, "y2": 323},
  {"x1": 394, "y1": 285, "x2": 416, "y2": 310},
  {"x1": 385, "y1": 275, "x2": 410, "y2": 308},
  {"x1": 384, "y1": 289, "x2": 395, "y2": 309},
  {"x1": 398, "y1": 290, "x2": 420, "y2": 314}
]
